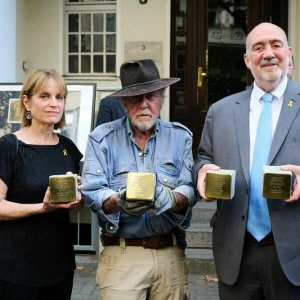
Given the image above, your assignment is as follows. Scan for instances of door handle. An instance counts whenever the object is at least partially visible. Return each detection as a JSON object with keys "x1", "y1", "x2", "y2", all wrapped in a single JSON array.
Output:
[{"x1": 198, "y1": 67, "x2": 207, "y2": 88}]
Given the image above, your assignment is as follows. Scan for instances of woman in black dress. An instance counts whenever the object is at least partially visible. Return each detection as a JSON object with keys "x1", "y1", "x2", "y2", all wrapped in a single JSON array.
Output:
[{"x1": 0, "y1": 69, "x2": 83, "y2": 300}]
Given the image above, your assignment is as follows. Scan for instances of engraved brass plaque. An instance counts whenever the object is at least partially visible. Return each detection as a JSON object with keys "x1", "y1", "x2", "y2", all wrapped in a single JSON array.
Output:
[
  {"x1": 262, "y1": 166, "x2": 292, "y2": 199},
  {"x1": 49, "y1": 174, "x2": 77, "y2": 203},
  {"x1": 205, "y1": 170, "x2": 236, "y2": 200},
  {"x1": 126, "y1": 172, "x2": 155, "y2": 201}
]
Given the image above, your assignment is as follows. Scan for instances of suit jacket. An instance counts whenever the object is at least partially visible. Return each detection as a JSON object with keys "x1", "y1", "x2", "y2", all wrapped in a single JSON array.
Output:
[
  {"x1": 193, "y1": 79, "x2": 300, "y2": 286},
  {"x1": 96, "y1": 97, "x2": 126, "y2": 126}
]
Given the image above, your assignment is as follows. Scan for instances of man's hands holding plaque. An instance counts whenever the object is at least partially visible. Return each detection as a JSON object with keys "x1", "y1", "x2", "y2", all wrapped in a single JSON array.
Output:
[
  {"x1": 153, "y1": 185, "x2": 177, "y2": 215},
  {"x1": 117, "y1": 184, "x2": 177, "y2": 216},
  {"x1": 117, "y1": 187, "x2": 153, "y2": 217}
]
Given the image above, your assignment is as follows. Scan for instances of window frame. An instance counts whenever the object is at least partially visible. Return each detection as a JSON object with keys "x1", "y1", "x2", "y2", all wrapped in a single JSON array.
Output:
[{"x1": 64, "y1": 1, "x2": 117, "y2": 78}]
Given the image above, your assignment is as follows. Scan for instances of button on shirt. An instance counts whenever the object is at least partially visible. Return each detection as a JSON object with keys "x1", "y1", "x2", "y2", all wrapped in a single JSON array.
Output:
[
  {"x1": 82, "y1": 117, "x2": 196, "y2": 238},
  {"x1": 249, "y1": 76, "x2": 287, "y2": 171}
]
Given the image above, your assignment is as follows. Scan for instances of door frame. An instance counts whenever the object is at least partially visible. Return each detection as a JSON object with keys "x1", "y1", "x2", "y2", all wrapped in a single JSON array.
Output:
[{"x1": 170, "y1": 0, "x2": 288, "y2": 157}]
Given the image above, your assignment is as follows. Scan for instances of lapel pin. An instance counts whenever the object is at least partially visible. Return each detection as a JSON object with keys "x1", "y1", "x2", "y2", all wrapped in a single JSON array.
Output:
[
  {"x1": 287, "y1": 100, "x2": 293, "y2": 108},
  {"x1": 63, "y1": 149, "x2": 67, "y2": 156}
]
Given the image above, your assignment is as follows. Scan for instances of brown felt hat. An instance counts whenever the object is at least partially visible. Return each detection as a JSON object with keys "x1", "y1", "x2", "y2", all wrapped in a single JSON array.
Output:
[{"x1": 107, "y1": 59, "x2": 180, "y2": 97}]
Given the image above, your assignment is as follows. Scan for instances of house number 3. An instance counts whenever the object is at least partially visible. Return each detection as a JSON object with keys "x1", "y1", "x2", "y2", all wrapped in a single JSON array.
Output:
[{"x1": 142, "y1": 45, "x2": 145, "y2": 50}]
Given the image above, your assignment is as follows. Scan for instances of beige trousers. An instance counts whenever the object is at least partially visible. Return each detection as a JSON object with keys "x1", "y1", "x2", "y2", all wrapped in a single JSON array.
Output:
[{"x1": 96, "y1": 242, "x2": 190, "y2": 300}]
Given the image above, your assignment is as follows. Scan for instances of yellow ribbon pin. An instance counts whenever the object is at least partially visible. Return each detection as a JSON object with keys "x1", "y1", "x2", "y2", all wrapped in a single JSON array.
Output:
[
  {"x1": 287, "y1": 100, "x2": 293, "y2": 108},
  {"x1": 63, "y1": 149, "x2": 67, "y2": 156}
]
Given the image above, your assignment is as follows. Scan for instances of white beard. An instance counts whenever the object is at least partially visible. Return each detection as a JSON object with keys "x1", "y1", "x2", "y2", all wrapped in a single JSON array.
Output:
[
  {"x1": 259, "y1": 56, "x2": 289, "y2": 83},
  {"x1": 260, "y1": 67, "x2": 283, "y2": 82},
  {"x1": 131, "y1": 117, "x2": 157, "y2": 132}
]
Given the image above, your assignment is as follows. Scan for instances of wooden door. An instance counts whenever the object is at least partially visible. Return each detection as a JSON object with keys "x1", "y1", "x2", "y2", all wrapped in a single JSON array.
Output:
[{"x1": 170, "y1": 0, "x2": 288, "y2": 157}]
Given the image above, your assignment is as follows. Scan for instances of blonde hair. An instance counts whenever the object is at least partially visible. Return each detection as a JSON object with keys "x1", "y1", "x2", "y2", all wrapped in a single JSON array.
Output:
[{"x1": 19, "y1": 69, "x2": 67, "y2": 129}]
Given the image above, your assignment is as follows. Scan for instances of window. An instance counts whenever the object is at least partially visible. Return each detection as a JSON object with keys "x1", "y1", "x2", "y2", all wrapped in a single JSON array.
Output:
[{"x1": 65, "y1": 1, "x2": 117, "y2": 76}]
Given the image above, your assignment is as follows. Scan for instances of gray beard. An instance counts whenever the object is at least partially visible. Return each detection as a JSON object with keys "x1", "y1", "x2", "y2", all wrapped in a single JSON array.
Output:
[
  {"x1": 260, "y1": 57, "x2": 289, "y2": 83},
  {"x1": 260, "y1": 68, "x2": 283, "y2": 82},
  {"x1": 130, "y1": 118, "x2": 157, "y2": 132}
]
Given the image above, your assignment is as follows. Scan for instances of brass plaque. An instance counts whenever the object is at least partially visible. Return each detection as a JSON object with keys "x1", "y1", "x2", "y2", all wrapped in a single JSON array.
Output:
[
  {"x1": 205, "y1": 170, "x2": 236, "y2": 200},
  {"x1": 262, "y1": 166, "x2": 292, "y2": 199},
  {"x1": 49, "y1": 174, "x2": 78, "y2": 203},
  {"x1": 126, "y1": 172, "x2": 155, "y2": 201}
]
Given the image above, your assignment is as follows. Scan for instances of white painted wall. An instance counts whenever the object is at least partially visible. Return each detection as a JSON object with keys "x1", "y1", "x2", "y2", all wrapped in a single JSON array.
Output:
[
  {"x1": 113, "y1": 0, "x2": 171, "y2": 120},
  {"x1": 21, "y1": 0, "x2": 63, "y2": 76},
  {"x1": 16, "y1": 0, "x2": 171, "y2": 119},
  {"x1": 15, "y1": 0, "x2": 26, "y2": 82},
  {"x1": 0, "y1": 0, "x2": 17, "y2": 82},
  {"x1": 1, "y1": 0, "x2": 59, "y2": 83}
]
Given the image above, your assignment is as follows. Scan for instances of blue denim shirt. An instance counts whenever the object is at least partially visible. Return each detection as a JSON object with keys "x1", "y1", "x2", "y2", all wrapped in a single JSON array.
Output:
[{"x1": 82, "y1": 116, "x2": 196, "y2": 238}]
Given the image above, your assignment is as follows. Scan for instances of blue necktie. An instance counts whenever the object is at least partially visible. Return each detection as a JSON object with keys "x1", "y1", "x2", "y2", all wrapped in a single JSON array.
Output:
[{"x1": 247, "y1": 93, "x2": 273, "y2": 241}]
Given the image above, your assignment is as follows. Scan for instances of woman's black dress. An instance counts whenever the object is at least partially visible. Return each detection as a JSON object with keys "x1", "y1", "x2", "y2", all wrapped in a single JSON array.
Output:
[{"x1": 0, "y1": 134, "x2": 82, "y2": 287}]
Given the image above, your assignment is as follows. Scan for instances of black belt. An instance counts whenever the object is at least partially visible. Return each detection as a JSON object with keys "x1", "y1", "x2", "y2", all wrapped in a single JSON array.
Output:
[
  {"x1": 101, "y1": 233, "x2": 174, "y2": 249},
  {"x1": 245, "y1": 231, "x2": 275, "y2": 245}
]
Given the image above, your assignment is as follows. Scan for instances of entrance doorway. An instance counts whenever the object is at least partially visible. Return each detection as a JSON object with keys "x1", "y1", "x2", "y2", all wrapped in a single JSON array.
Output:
[{"x1": 170, "y1": 0, "x2": 288, "y2": 156}]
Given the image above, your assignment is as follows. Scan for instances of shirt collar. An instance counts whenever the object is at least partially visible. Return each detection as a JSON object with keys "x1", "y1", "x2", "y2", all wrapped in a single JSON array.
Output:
[{"x1": 253, "y1": 76, "x2": 288, "y2": 100}]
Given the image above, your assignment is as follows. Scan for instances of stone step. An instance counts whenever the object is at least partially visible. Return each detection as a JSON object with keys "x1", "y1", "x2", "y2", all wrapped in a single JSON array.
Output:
[
  {"x1": 186, "y1": 223, "x2": 212, "y2": 248},
  {"x1": 191, "y1": 201, "x2": 216, "y2": 224},
  {"x1": 186, "y1": 248, "x2": 216, "y2": 275}
]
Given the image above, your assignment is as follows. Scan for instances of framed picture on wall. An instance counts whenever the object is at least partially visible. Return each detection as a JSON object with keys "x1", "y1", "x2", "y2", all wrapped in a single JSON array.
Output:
[
  {"x1": 0, "y1": 83, "x2": 96, "y2": 160},
  {"x1": 0, "y1": 84, "x2": 23, "y2": 136}
]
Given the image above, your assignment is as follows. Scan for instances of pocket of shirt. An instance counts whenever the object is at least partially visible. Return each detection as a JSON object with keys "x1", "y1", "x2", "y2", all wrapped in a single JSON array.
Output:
[
  {"x1": 156, "y1": 158, "x2": 182, "y2": 189},
  {"x1": 156, "y1": 157, "x2": 181, "y2": 177},
  {"x1": 82, "y1": 160, "x2": 105, "y2": 188},
  {"x1": 109, "y1": 163, "x2": 137, "y2": 191}
]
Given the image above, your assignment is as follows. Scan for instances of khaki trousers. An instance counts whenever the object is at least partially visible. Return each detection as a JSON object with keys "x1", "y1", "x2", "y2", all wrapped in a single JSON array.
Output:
[{"x1": 96, "y1": 242, "x2": 189, "y2": 300}]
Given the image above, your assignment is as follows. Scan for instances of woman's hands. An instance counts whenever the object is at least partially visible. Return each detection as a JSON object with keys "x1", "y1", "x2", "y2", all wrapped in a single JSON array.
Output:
[{"x1": 42, "y1": 172, "x2": 84, "y2": 213}]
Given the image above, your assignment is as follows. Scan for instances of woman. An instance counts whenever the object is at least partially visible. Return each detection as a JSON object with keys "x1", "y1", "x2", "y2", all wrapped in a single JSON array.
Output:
[{"x1": 0, "y1": 69, "x2": 83, "y2": 299}]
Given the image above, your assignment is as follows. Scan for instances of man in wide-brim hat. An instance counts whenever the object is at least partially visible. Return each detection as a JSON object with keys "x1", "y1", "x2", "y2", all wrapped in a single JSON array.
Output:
[
  {"x1": 82, "y1": 59, "x2": 196, "y2": 300},
  {"x1": 108, "y1": 58, "x2": 179, "y2": 97}
]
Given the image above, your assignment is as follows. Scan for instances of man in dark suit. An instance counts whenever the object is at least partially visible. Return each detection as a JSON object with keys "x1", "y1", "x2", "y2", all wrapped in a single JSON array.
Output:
[
  {"x1": 96, "y1": 97, "x2": 126, "y2": 126},
  {"x1": 193, "y1": 22, "x2": 300, "y2": 299}
]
